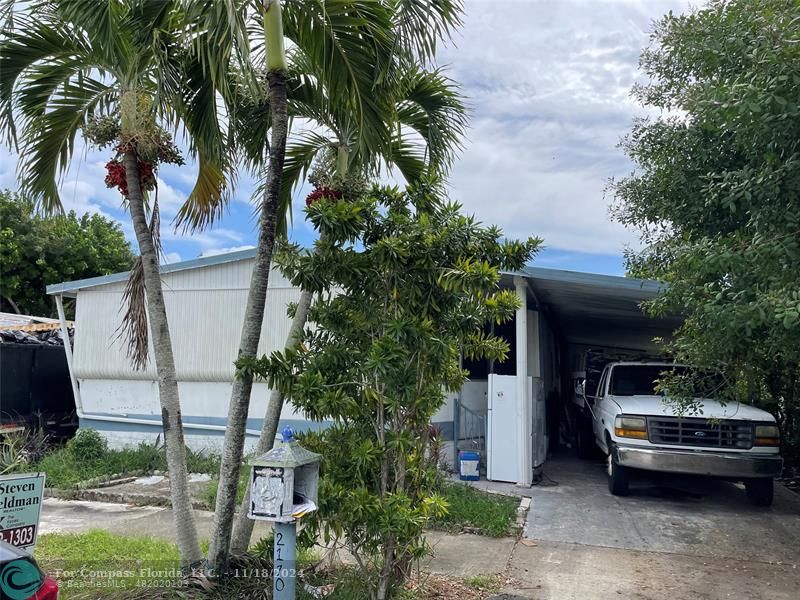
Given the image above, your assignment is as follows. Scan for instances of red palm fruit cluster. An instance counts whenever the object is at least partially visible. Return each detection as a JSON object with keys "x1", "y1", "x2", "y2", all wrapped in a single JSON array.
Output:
[
  {"x1": 104, "y1": 158, "x2": 156, "y2": 197},
  {"x1": 305, "y1": 186, "x2": 343, "y2": 207}
]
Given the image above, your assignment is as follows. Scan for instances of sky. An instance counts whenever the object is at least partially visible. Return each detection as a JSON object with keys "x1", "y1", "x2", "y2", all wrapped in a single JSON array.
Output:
[{"x1": 0, "y1": 0, "x2": 691, "y2": 276}]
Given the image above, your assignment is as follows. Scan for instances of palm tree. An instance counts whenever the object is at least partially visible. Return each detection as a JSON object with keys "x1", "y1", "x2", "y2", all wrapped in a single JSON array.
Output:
[
  {"x1": 204, "y1": 0, "x2": 465, "y2": 570},
  {"x1": 203, "y1": 0, "x2": 433, "y2": 571},
  {"x1": 0, "y1": 0, "x2": 234, "y2": 566},
  {"x1": 227, "y1": 62, "x2": 467, "y2": 554}
]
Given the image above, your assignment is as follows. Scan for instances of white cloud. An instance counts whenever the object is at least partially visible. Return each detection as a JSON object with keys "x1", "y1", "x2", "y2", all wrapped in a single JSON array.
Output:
[
  {"x1": 162, "y1": 251, "x2": 183, "y2": 264},
  {"x1": 438, "y1": 0, "x2": 689, "y2": 255},
  {"x1": 200, "y1": 245, "x2": 256, "y2": 258},
  {"x1": 154, "y1": 176, "x2": 186, "y2": 217}
]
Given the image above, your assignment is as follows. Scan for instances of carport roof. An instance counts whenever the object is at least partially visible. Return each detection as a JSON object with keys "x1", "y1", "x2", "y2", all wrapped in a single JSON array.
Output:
[{"x1": 505, "y1": 266, "x2": 681, "y2": 350}]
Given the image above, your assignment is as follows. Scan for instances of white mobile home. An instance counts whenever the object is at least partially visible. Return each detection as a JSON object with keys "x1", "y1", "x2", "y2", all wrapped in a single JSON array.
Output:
[{"x1": 48, "y1": 249, "x2": 678, "y2": 486}]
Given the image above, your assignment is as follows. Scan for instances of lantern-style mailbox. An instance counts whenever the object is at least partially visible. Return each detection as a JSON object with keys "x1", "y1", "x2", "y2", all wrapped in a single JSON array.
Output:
[{"x1": 248, "y1": 427, "x2": 321, "y2": 523}]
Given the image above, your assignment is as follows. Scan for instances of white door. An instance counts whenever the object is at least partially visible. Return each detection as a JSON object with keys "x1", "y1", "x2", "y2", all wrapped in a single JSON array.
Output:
[{"x1": 488, "y1": 374, "x2": 520, "y2": 483}]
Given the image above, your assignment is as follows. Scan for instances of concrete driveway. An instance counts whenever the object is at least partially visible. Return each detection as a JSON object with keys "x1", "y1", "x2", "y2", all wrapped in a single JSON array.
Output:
[{"x1": 506, "y1": 454, "x2": 800, "y2": 599}]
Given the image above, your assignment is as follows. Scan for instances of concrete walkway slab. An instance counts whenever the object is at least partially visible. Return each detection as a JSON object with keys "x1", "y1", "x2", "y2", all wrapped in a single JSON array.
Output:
[
  {"x1": 39, "y1": 498, "x2": 272, "y2": 543},
  {"x1": 40, "y1": 498, "x2": 164, "y2": 535},
  {"x1": 422, "y1": 531, "x2": 516, "y2": 577}
]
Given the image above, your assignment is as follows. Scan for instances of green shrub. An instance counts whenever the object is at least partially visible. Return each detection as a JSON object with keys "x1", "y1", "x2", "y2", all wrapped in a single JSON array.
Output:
[
  {"x1": 186, "y1": 447, "x2": 223, "y2": 474},
  {"x1": 201, "y1": 464, "x2": 248, "y2": 508},
  {"x1": 0, "y1": 432, "x2": 26, "y2": 475},
  {"x1": 66, "y1": 429, "x2": 107, "y2": 462},
  {"x1": 1, "y1": 429, "x2": 55, "y2": 475}
]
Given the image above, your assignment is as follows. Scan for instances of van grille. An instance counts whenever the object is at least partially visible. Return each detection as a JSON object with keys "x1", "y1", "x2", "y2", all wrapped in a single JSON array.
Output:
[{"x1": 646, "y1": 417, "x2": 753, "y2": 449}]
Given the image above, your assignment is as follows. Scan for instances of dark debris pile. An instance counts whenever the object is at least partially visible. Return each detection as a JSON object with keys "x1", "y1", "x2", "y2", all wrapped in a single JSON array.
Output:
[{"x1": 0, "y1": 327, "x2": 72, "y2": 345}]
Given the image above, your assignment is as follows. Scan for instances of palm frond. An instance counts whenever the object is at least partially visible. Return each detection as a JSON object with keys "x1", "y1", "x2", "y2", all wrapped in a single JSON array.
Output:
[
  {"x1": 390, "y1": 0, "x2": 464, "y2": 65},
  {"x1": 0, "y1": 15, "x2": 100, "y2": 146},
  {"x1": 116, "y1": 189, "x2": 162, "y2": 370},
  {"x1": 396, "y1": 67, "x2": 467, "y2": 175},
  {"x1": 227, "y1": 73, "x2": 272, "y2": 172},
  {"x1": 286, "y1": 56, "x2": 341, "y2": 134},
  {"x1": 17, "y1": 76, "x2": 115, "y2": 213},
  {"x1": 170, "y1": 54, "x2": 234, "y2": 232},
  {"x1": 283, "y1": 0, "x2": 398, "y2": 162},
  {"x1": 275, "y1": 131, "x2": 334, "y2": 236},
  {"x1": 388, "y1": 133, "x2": 427, "y2": 183},
  {"x1": 183, "y1": 0, "x2": 257, "y2": 97},
  {"x1": 117, "y1": 255, "x2": 150, "y2": 370},
  {"x1": 35, "y1": 0, "x2": 127, "y2": 62},
  {"x1": 174, "y1": 155, "x2": 230, "y2": 232}
]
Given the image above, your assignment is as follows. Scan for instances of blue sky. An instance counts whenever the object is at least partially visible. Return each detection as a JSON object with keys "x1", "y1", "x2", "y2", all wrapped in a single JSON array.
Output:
[{"x1": 0, "y1": 0, "x2": 689, "y2": 277}]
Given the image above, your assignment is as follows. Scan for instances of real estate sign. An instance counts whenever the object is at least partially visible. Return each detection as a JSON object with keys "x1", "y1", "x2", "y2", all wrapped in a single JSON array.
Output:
[{"x1": 0, "y1": 473, "x2": 46, "y2": 551}]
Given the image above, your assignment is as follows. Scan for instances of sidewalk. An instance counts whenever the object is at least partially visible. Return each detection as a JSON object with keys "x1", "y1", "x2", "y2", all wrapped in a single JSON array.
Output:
[
  {"x1": 39, "y1": 498, "x2": 516, "y2": 576},
  {"x1": 39, "y1": 497, "x2": 272, "y2": 541}
]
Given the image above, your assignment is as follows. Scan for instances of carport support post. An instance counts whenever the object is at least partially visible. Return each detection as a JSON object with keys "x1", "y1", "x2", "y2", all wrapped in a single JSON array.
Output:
[
  {"x1": 55, "y1": 294, "x2": 83, "y2": 414},
  {"x1": 514, "y1": 276, "x2": 533, "y2": 487}
]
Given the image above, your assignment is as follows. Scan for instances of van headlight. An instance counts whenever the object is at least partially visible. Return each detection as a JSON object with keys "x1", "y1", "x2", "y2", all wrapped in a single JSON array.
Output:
[
  {"x1": 615, "y1": 416, "x2": 648, "y2": 440},
  {"x1": 754, "y1": 424, "x2": 780, "y2": 446}
]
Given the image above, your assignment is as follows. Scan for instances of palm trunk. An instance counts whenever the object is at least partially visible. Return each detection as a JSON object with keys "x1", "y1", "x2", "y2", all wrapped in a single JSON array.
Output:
[
  {"x1": 229, "y1": 287, "x2": 312, "y2": 553},
  {"x1": 123, "y1": 150, "x2": 202, "y2": 567},
  {"x1": 228, "y1": 145, "x2": 351, "y2": 553},
  {"x1": 207, "y1": 60, "x2": 289, "y2": 570}
]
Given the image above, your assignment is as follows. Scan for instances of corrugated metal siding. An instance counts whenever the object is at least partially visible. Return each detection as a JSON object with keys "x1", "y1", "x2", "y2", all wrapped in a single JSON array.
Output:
[{"x1": 73, "y1": 261, "x2": 300, "y2": 381}]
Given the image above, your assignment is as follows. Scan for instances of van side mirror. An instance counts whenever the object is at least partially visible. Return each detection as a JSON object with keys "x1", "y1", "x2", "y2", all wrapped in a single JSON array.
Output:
[{"x1": 576, "y1": 379, "x2": 595, "y2": 406}]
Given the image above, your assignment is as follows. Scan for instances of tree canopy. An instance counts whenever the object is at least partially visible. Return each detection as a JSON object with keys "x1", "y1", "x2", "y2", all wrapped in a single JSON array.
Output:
[
  {"x1": 0, "y1": 189, "x2": 133, "y2": 318},
  {"x1": 612, "y1": 0, "x2": 800, "y2": 461}
]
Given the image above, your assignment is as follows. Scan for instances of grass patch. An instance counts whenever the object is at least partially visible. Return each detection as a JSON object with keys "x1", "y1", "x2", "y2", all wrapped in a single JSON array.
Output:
[
  {"x1": 34, "y1": 531, "x2": 317, "y2": 600},
  {"x1": 35, "y1": 530, "x2": 182, "y2": 598},
  {"x1": 200, "y1": 464, "x2": 249, "y2": 508},
  {"x1": 35, "y1": 531, "x2": 494, "y2": 600},
  {"x1": 13, "y1": 429, "x2": 220, "y2": 488},
  {"x1": 464, "y1": 574, "x2": 501, "y2": 592},
  {"x1": 430, "y1": 483, "x2": 518, "y2": 537}
]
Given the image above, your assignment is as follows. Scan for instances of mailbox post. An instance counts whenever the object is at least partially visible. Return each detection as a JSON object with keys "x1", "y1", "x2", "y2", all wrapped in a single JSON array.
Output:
[{"x1": 248, "y1": 427, "x2": 321, "y2": 600}]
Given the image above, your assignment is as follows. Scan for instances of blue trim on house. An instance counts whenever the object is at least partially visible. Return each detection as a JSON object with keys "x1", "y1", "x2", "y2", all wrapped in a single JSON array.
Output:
[
  {"x1": 79, "y1": 412, "x2": 456, "y2": 441},
  {"x1": 79, "y1": 415, "x2": 330, "y2": 436}
]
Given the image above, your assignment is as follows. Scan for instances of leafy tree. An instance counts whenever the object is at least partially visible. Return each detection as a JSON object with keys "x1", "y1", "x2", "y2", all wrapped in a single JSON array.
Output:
[
  {"x1": 244, "y1": 181, "x2": 540, "y2": 599},
  {"x1": 612, "y1": 0, "x2": 800, "y2": 462},
  {"x1": 1, "y1": 0, "x2": 235, "y2": 565},
  {"x1": 0, "y1": 190, "x2": 133, "y2": 318}
]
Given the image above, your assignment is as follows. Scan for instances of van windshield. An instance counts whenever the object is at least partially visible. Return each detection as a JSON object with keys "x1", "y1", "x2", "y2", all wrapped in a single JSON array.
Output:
[{"x1": 609, "y1": 365, "x2": 723, "y2": 397}]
